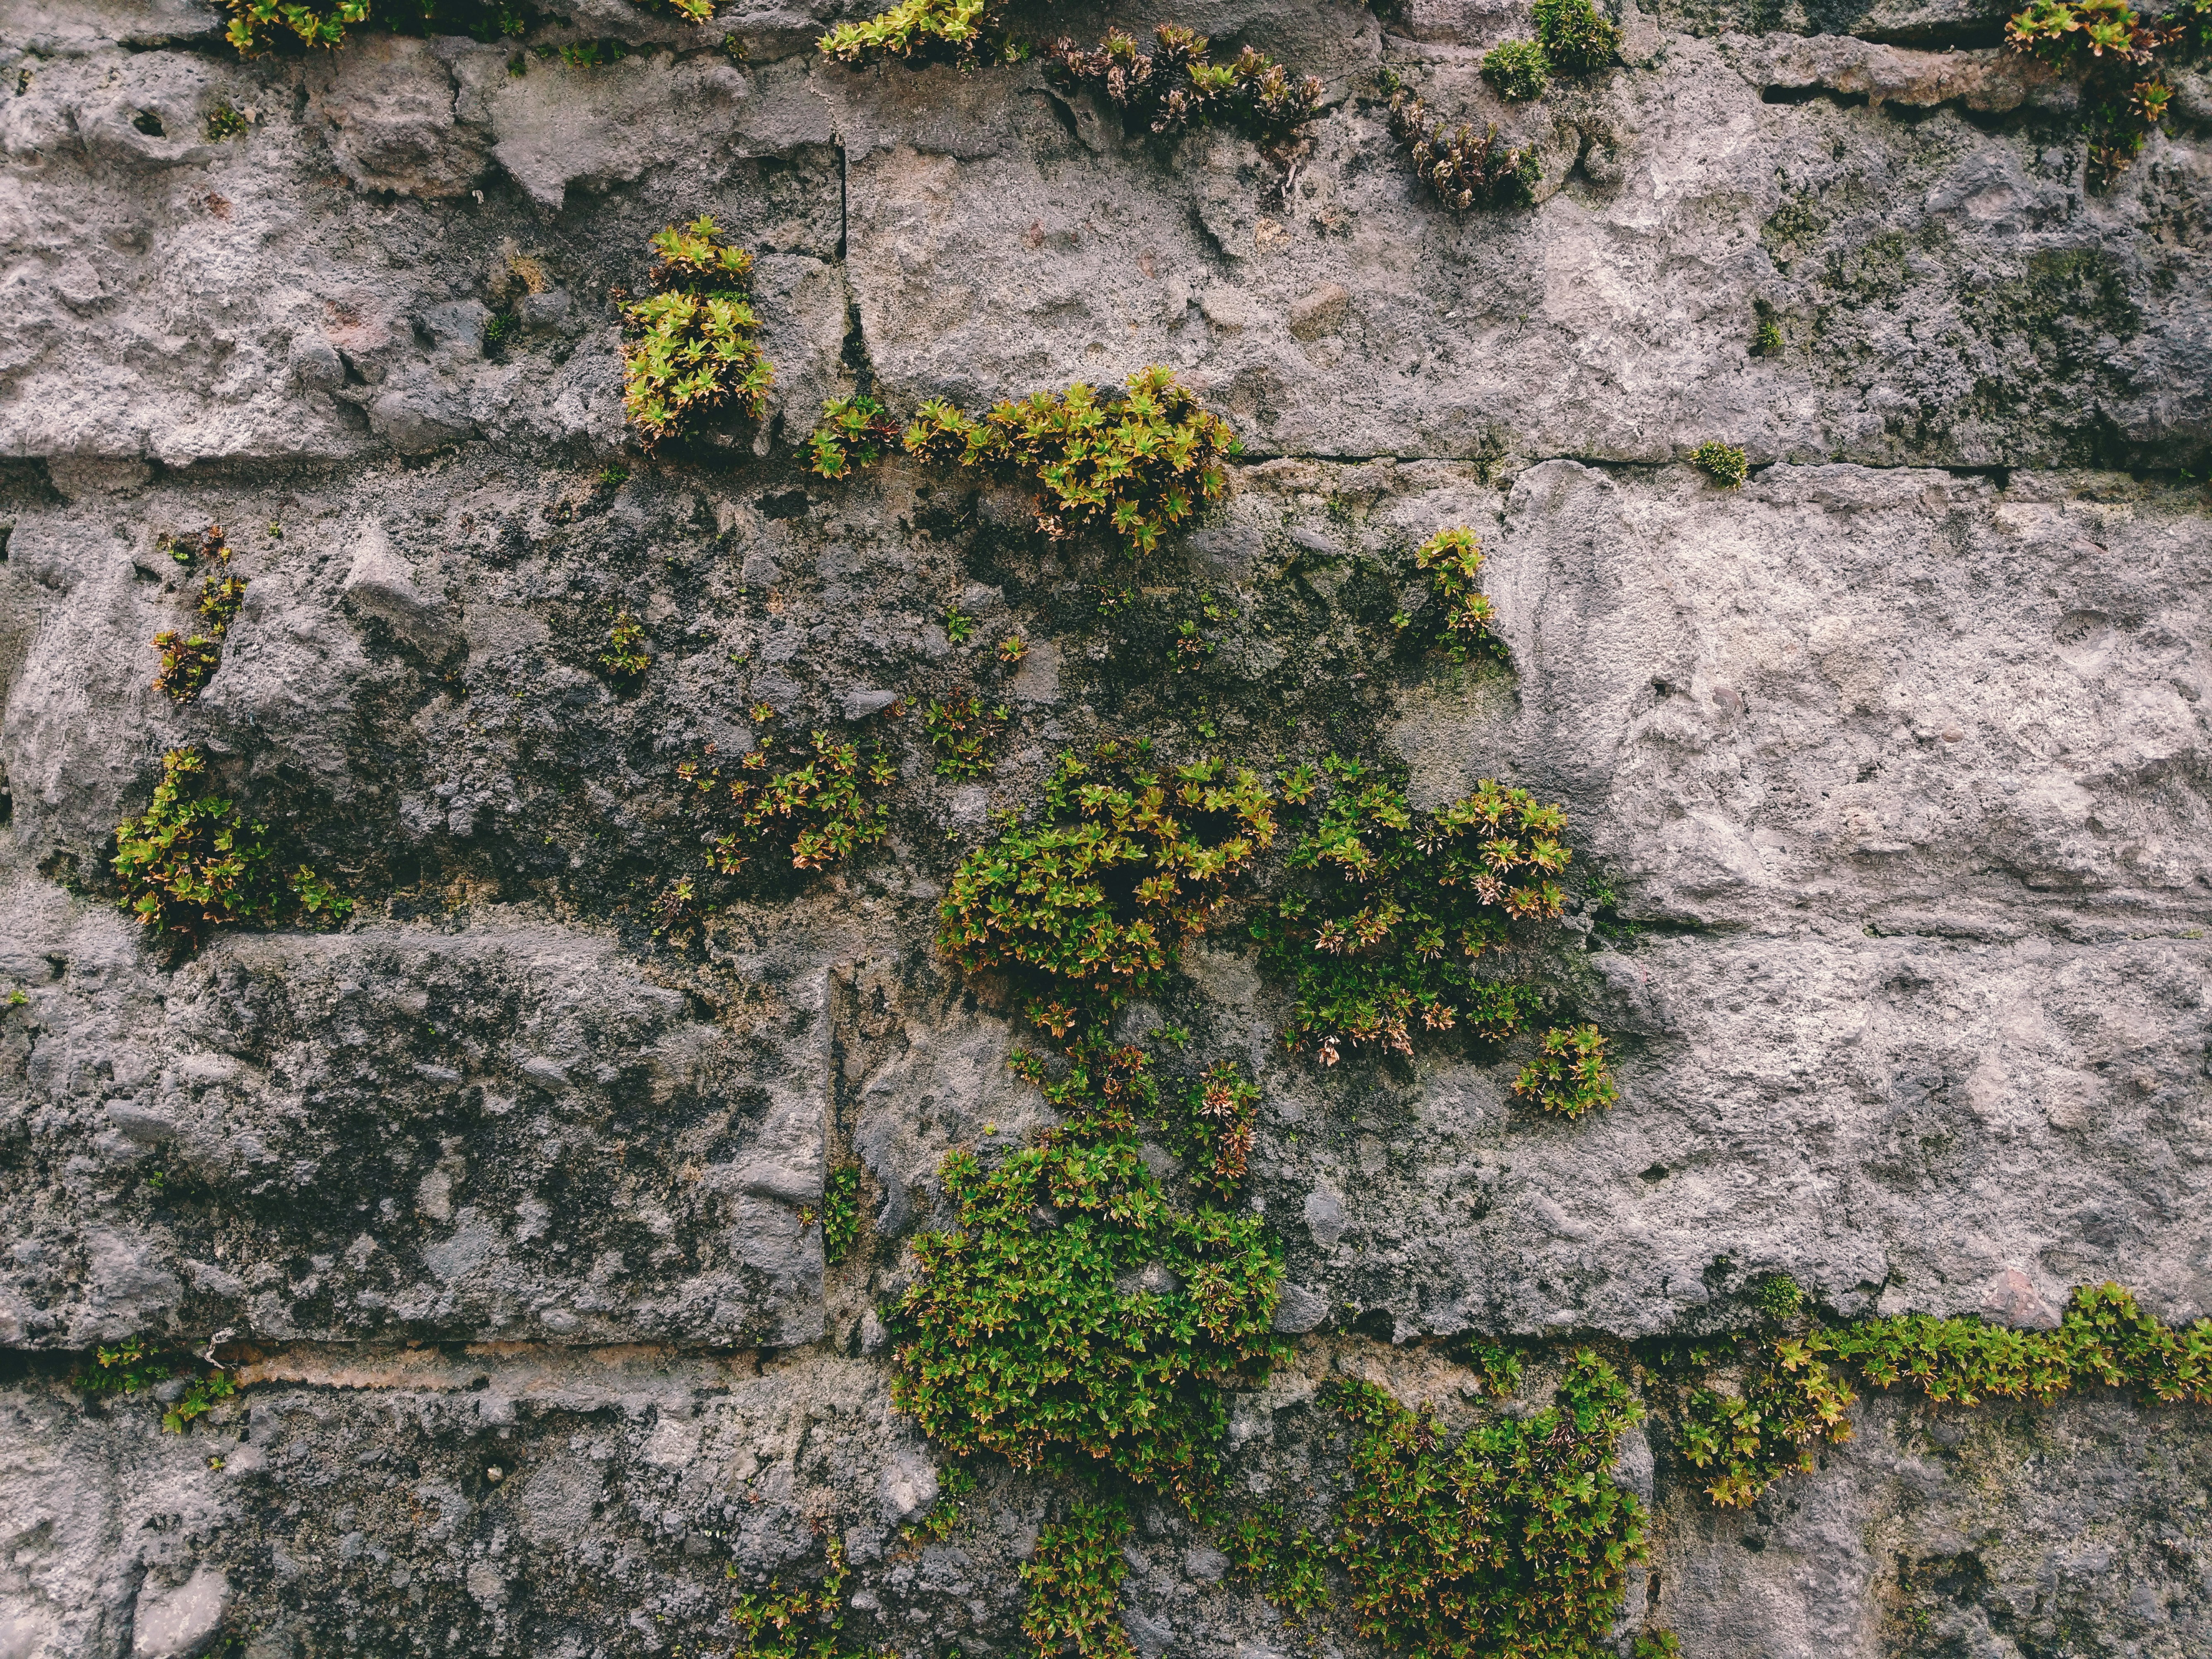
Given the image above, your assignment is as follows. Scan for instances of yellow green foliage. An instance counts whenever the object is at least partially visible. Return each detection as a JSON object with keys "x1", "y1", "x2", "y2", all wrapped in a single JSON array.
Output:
[
  {"x1": 622, "y1": 217, "x2": 773, "y2": 446},
  {"x1": 678, "y1": 730, "x2": 895, "y2": 877},
  {"x1": 1534, "y1": 0, "x2": 1621, "y2": 73},
  {"x1": 905, "y1": 366, "x2": 1239, "y2": 558},
  {"x1": 818, "y1": 0, "x2": 1012, "y2": 67},
  {"x1": 1397, "y1": 526, "x2": 1496, "y2": 661},
  {"x1": 921, "y1": 690, "x2": 1009, "y2": 780},
  {"x1": 1325, "y1": 1353, "x2": 1647, "y2": 1658},
  {"x1": 808, "y1": 394, "x2": 901, "y2": 479},
  {"x1": 77, "y1": 1337, "x2": 240, "y2": 1434},
  {"x1": 112, "y1": 750, "x2": 352, "y2": 947},
  {"x1": 1047, "y1": 25, "x2": 1323, "y2": 142},
  {"x1": 599, "y1": 611, "x2": 650, "y2": 680},
  {"x1": 727, "y1": 1536, "x2": 853, "y2": 1658},
  {"x1": 1254, "y1": 759, "x2": 1571, "y2": 1064},
  {"x1": 1690, "y1": 440, "x2": 1748, "y2": 486},
  {"x1": 1511, "y1": 1023, "x2": 1618, "y2": 1118},
  {"x1": 151, "y1": 525, "x2": 244, "y2": 702}
]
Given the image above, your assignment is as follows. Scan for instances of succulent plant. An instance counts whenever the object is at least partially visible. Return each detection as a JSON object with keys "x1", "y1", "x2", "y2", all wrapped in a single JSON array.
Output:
[
  {"x1": 620, "y1": 216, "x2": 772, "y2": 447},
  {"x1": 1387, "y1": 90, "x2": 1541, "y2": 211},
  {"x1": 1047, "y1": 24, "x2": 1324, "y2": 144}
]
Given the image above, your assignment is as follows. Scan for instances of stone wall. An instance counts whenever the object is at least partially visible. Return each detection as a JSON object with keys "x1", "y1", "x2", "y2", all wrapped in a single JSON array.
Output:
[{"x1": 1, "y1": 0, "x2": 2209, "y2": 1654}]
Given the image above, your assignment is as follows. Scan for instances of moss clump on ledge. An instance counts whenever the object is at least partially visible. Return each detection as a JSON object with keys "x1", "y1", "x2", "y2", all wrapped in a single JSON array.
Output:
[
  {"x1": 904, "y1": 366, "x2": 1241, "y2": 558},
  {"x1": 1253, "y1": 759, "x2": 1589, "y2": 1071},
  {"x1": 1534, "y1": 0, "x2": 1622, "y2": 73},
  {"x1": 621, "y1": 216, "x2": 773, "y2": 447},
  {"x1": 1676, "y1": 1280, "x2": 2212, "y2": 1508},
  {"x1": 77, "y1": 1337, "x2": 239, "y2": 1434},
  {"x1": 1046, "y1": 25, "x2": 1323, "y2": 144},
  {"x1": 1482, "y1": 38, "x2": 1551, "y2": 101},
  {"x1": 113, "y1": 749, "x2": 352, "y2": 948},
  {"x1": 1690, "y1": 440, "x2": 1749, "y2": 486}
]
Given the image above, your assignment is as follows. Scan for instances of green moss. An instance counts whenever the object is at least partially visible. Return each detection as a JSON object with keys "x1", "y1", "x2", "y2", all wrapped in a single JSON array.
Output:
[
  {"x1": 1482, "y1": 38, "x2": 1551, "y2": 101},
  {"x1": 1252, "y1": 760, "x2": 1573, "y2": 1067},
  {"x1": 939, "y1": 743, "x2": 1276, "y2": 1040},
  {"x1": 1534, "y1": 0, "x2": 1621, "y2": 72},
  {"x1": 1047, "y1": 25, "x2": 1324, "y2": 144},
  {"x1": 621, "y1": 217, "x2": 772, "y2": 447},
  {"x1": 1750, "y1": 1272, "x2": 1804, "y2": 1322},
  {"x1": 1324, "y1": 1351, "x2": 1647, "y2": 1657},
  {"x1": 1690, "y1": 441, "x2": 1748, "y2": 487},
  {"x1": 113, "y1": 750, "x2": 352, "y2": 948},
  {"x1": 905, "y1": 366, "x2": 1240, "y2": 559},
  {"x1": 205, "y1": 100, "x2": 250, "y2": 139}
]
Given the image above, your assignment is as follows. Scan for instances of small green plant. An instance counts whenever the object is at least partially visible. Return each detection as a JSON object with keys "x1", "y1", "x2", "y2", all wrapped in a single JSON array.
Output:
[
  {"x1": 728, "y1": 1536, "x2": 854, "y2": 1657},
  {"x1": 1387, "y1": 90, "x2": 1541, "y2": 211},
  {"x1": 1753, "y1": 314, "x2": 1784, "y2": 355},
  {"x1": 1021, "y1": 1497, "x2": 1135, "y2": 1659},
  {"x1": 1397, "y1": 526, "x2": 1496, "y2": 662},
  {"x1": 818, "y1": 0, "x2": 1020, "y2": 67},
  {"x1": 1533, "y1": 0, "x2": 1621, "y2": 72},
  {"x1": 998, "y1": 633, "x2": 1028, "y2": 665},
  {"x1": 1482, "y1": 37, "x2": 1551, "y2": 100},
  {"x1": 484, "y1": 311, "x2": 516, "y2": 350},
  {"x1": 905, "y1": 366, "x2": 1239, "y2": 558},
  {"x1": 808, "y1": 394, "x2": 902, "y2": 479},
  {"x1": 1634, "y1": 1632, "x2": 1685, "y2": 1659},
  {"x1": 622, "y1": 216, "x2": 773, "y2": 446},
  {"x1": 938, "y1": 743, "x2": 1277, "y2": 1040},
  {"x1": 597, "y1": 464, "x2": 631, "y2": 489},
  {"x1": 1677, "y1": 1282, "x2": 2212, "y2": 1508},
  {"x1": 113, "y1": 749, "x2": 352, "y2": 947},
  {"x1": 151, "y1": 524, "x2": 245, "y2": 702},
  {"x1": 1221, "y1": 1505, "x2": 1332, "y2": 1625},
  {"x1": 1690, "y1": 440, "x2": 1749, "y2": 487},
  {"x1": 921, "y1": 691, "x2": 1009, "y2": 780},
  {"x1": 1325, "y1": 1352, "x2": 1647, "y2": 1657},
  {"x1": 206, "y1": 100, "x2": 249, "y2": 139},
  {"x1": 552, "y1": 37, "x2": 627, "y2": 67},
  {"x1": 224, "y1": 0, "x2": 530, "y2": 54},
  {"x1": 2005, "y1": 0, "x2": 2196, "y2": 180},
  {"x1": 1047, "y1": 25, "x2": 1324, "y2": 144},
  {"x1": 943, "y1": 604, "x2": 976, "y2": 645},
  {"x1": 599, "y1": 611, "x2": 650, "y2": 681},
  {"x1": 822, "y1": 1162, "x2": 862, "y2": 1263},
  {"x1": 902, "y1": 1462, "x2": 979, "y2": 1544},
  {"x1": 678, "y1": 731, "x2": 896, "y2": 878},
  {"x1": 1253, "y1": 761, "x2": 1572, "y2": 1065},
  {"x1": 1750, "y1": 1272, "x2": 1805, "y2": 1323},
  {"x1": 77, "y1": 1338, "x2": 239, "y2": 1434},
  {"x1": 1511, "y1": 1023, "x2": 1618, "y2": 1118},
  {"x1": 1176, "y1": 1061, "x2": 1260, "y2": 1197}
]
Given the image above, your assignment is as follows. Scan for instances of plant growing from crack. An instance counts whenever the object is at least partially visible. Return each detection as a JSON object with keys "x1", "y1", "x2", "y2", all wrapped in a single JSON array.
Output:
[
  {"x1": 676, "y1": 729, "x2": 897, "y2": 880},
  {"x1": 1690, "y1": 440, "x2": 1748, "y2": 486},
  {"x1": 622, "y1": 216, "x2": 772, "y2": 446},
  {"x1": 1393, "y1": 526, "x2": 1497, "y2": 664},
  {"x1": 808, "y1": 394, "x2": 902, "y2": 479},
  {"x1": 817, "y1": 0, "x2": 1026, "y2": 67},
  {"x1": 2006, "y1": 0, "x2": 2207, "y2": 181},
  {"x1": 224, "y1": 0, "x2": 529, "y2": 54},
  {"x1": 77, "y1": 1337, "x2": 239, "y2": 1434},
  {"x1": 1387, "y1": 89, "x2": 1540, "y2": 211},
  {"x1": 1046, "y1": 25, "x2": 1323, "y2": 145},
  {"x1": 113, "y1": 749, "x2": 352, "y2": 947},
  {"x1": 151, "y1": 525, "x2": 245, "y2": 702},
  {"x1": 1534, "y1": 0, "x2": 1622, "y2": 73},
  {"x1": 921, "y1": 690, "x2": 1009, "y2": 780},
  {"x1": 1483, "y1": 37, "x2": 1551, "y2": 100},
  {"x1": 599, "y1": 610, "x2": 651, "y2": 682}
]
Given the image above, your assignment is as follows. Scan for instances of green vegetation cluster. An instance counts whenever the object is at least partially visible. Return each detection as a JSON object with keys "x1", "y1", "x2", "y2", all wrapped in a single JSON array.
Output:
[
  {"x1": 817, "y1": 0, "x2": 1023, "y2": 67},
  {"x1": 1483, "y1": 0, "x2": 1623, "y2": 97},
  {"x1": 820, "y1": 1163, "x2": 862, "y2": 1264},
  {"x1": 807, "y1": 394, "x2": 901, "y2": 480},
  {"x1": 921, "y1": 690, "x2": 1010, "y2": 780},
  {"x1": 672, "y1": 725, "x2": 896, "y2": 883},
  {"x1": 77, "y1": 1337, "x2": 238, "y2": 1434},
  {"x1": 727, "y1": 1536, "x2": 853, "y2": 1659},
  {"x1": 1387, "y1": 91, "x2": 1540, "y2": 211},
  {"x1": 1324, "y1": 1354, "x2": 1647, "y2": 1658},
  {"x1": 1046, "y1": 25, "x2": 1324, "y2": 144},
  {"x1": 1393, "y1": 526, "x2": 1497, "y2": 664},
  {"x1": 113, "y1": 749, "x2": 352, "y2": 947},
  {"x1": 1676, "y1": 1280, "x2": 2212, "y2": 1508},
  {"x1": 223, "y1": 0, "x2": 529, "y2": 55},
  {"x1": 152, "y1": 524, "x2": 246, "y2": 702},
  {"x1": 1020, "y1": 1495, "x2": 1139, "y2": 1659},
  {"x1": 622, "y1": 217, "x2": 773, "y2": 447},
  {"x1": 599, "y1": 610, "x2": 651, "y2": 681},
  {"x1": 2007, "y1": 0, "x2": 2211, "y2": 180},
  {"x1": 1253, "y1": 760, "x2": 1604, "y2": 1090},
  {"x1": 906, "y1": 367, "x2": 1241, "y2": 558},
  {"x1": 1690, "y1": 440, "x2": 1748, "y2": 486}
]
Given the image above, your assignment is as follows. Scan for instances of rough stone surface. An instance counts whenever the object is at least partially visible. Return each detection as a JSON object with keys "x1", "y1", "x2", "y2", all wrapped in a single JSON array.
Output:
[{"x1": 2, "y1": 0, "x2": 2210, "y2": 1653}]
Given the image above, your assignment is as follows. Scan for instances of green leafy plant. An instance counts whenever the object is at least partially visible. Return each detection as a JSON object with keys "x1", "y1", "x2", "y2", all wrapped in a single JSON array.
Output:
[
  {"x1": 822, "y1": 1162, "x2": 863, "y2": 1263},
  {"x1": 904, "y1": 366, "x2": 1240, "y2": 558},
  {"x1": 1634, "y1": 1632, "x2": 1684, "y2": 1659},
  {"x1": 77, "y1": 1338, "x2": 239, "y2": 1434},
  {"x1": 1510, "y1": 1023, "x2": 1618, "y2": 1118},
  {"x1": 1396, "y1": 526, "x2": 1497, "y2": 662},
  {"x1": 224, "y1": 0, "x2": 529, "y2": 54},
  {"x1": 728, "y1": 1536, "x2": 853, "y2": 1658},
  {"x1": 1690, "y1": 440, "x2": 1748, "y2": 487},
  {"x1": 1678, "y1": 1282, "x2": 2212, "y2": 1508},
  {"x1": 890, "y1": 1123, "x2": 1283, "y2": 1512},
  {"x1": 1022, "y1": 1496, "x2": 1135, "y2": 1659},
  {"x1": 943, "y1": 604, "x2": 976, "y2": 644},
  {"x1": 1324, "y1": 1351, "x2": 1647, "y2": 1658},
  {"x1": 1387, "y1": 90, "x2": 1541, "y2": 211},
  {"x1": 151, "y1": 525, "x2": 245, "y2": 702},
  {"x1": 818, "y1": 0, "x2": 1019, "y2": 67},
  {"x1": 998, "y1": 633, "x2": 1029, "y2": 665},
  {"x1": 1482, "y1": 38, "x2": 1551, "y2": 100},
  {"x1": 808, "y1": 394, "x2": 902, "y2": 479},
  {"x1": 484, "y1": 311, "x2": 516, "y2": 350},
  {"x1": 1533, "y1": 0, "x2": 1621, "y2": 73},
  {"x1": 621, "y1": 216, "x2": 773, "y2": 446},
  {"x1": 677, "y1": 730, "x2": 896, "y2": 878},
  {"x1": 1221, "y1": 1505, "x2": 1332, "y2": 1625},
  {"x1": 938, "y1": 743, "x2": 1277, "y2": 1040},
  {"x1": 2005, "y1": 0, "x2": 2192, "y2": 180},
  {"x1": 1047, "y1": 25, "x2": 1324, "y2": 144},
  {"x1": 1253, "y1": 760, "x2": 1572, "y2": 1065},
  {"x1": 599, "y1": 610, "x2": 650, "y2": 681},
  {"x1": 1176, "y1": 1061, "x2": 1260, "y2": 1197},
  {"x1": 1753, "y1": 314, "x2": 1784, "y2": 355},
  {"x1": 113, "y1": 749, "x2": 353, "y2": 948},
  {"x1": 206, "y1": 100, "x2": 250, "y2": 139},
  {"x1": 922, "y1": 691, "x2": 1009, "y2": 780},
  {"x1": 1750, "y1": 1272, "x2": 1804, "y2": 1323}
]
